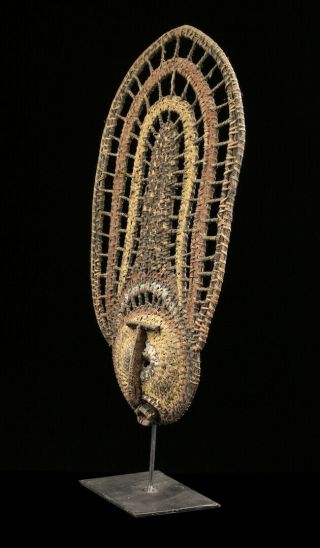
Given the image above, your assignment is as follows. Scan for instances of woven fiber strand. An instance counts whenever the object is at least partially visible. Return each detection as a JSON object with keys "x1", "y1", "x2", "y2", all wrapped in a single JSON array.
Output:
[{"x1": 91, "y1": 25, "x2": 245, "y2": 425}]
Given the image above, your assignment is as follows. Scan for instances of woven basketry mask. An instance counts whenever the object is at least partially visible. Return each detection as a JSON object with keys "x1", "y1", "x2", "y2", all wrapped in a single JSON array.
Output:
[{"x1": 91, "y1": 25, "x2": 245, "y2": 426}]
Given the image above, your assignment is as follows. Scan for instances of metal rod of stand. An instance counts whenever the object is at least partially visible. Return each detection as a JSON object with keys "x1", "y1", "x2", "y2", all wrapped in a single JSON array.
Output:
[{"x1": 147, "y1": 423, "x2": 157, "y2": 493}]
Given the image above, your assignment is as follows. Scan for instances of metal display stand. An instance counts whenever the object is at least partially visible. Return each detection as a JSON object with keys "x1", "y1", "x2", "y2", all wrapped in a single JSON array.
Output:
[{"x1": 80, "y1": 425, "x2": 220, "y2": 517}]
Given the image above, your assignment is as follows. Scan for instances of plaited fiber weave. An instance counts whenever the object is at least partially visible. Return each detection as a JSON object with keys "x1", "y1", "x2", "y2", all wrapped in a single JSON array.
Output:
[{"x1": 91, "y1": 25, "x2": 245, "y2": 426}]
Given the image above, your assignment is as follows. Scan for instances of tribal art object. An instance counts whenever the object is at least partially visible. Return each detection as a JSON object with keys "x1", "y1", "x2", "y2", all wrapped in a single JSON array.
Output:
[{"x1": 91, "y1": 25, "x2": 245, "y2": 426}]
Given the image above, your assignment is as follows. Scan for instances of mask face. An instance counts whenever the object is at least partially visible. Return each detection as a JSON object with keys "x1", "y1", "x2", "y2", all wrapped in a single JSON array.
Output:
[{"x1": 113, "y1": 307, "x2": 200, "y2": 425}]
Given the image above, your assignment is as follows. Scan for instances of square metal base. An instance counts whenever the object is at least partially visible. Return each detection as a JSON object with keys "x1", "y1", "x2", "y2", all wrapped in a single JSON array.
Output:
[{"x1": 80, "y1": 470, "x2": 220, "y2": 517}]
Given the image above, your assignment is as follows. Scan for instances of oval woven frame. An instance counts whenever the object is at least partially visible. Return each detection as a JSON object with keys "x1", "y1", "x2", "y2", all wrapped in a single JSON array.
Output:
[{"x1": 91, "y1": 25, "x2": 245, "y2": 425}]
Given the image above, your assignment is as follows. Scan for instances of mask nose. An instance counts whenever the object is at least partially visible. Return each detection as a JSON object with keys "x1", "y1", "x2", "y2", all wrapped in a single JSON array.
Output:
[{"x1": 126, "y1": 322, "x2": 160, "y2": 425}]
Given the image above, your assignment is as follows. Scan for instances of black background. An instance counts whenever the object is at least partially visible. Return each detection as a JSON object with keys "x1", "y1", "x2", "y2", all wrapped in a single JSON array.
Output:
[{"x1": 2, "y1": 0, "x2": 319, "y2": 535}]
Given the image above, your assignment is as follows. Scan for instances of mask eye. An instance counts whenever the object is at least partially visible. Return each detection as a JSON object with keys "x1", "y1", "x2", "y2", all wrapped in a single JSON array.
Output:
[
  {"x1": 140, "y1": 346, "x2": 156, "y2": 382},
  {"x1": 142, "y1": 357, "x2": 150, "y2": 369}
]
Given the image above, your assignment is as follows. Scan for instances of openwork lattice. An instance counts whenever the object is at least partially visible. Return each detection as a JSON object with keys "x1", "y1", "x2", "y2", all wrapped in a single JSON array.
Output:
[{"x1": 91, "y1": 25, "x2": 245, "y2": 426}]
